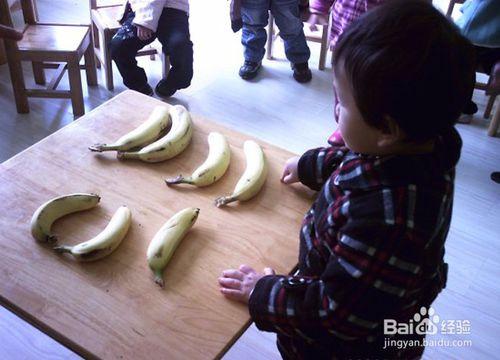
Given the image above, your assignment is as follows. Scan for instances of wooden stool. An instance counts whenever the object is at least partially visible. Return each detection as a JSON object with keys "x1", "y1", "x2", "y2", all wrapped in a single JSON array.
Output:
[{"x1": 0, "y1": 0, "x2": 97, "y2": 118}]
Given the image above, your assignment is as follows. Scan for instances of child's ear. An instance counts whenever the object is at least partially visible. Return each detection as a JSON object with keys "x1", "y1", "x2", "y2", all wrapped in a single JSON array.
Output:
[{"x1": 377, "y1": 116, "x2": 403, "y2": 147}]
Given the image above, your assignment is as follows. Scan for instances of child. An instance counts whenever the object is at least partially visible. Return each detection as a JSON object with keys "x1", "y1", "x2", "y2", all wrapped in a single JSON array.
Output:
[
  {"x1": 110, "y1": 0, "x2": 193, "y2": 97},
  {"x1": 219, "y1": 1, "x2": 475, "y2": 358},
  {"x1": 238, "y1": 0, "x2": 312, "y2": 83}
]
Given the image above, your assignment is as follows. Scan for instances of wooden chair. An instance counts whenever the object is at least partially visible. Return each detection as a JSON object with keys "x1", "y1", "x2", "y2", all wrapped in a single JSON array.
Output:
[
  {"x1": 0, "y1": 0, "x2": 97, "y2": 118},
  {"x1": 446, "y1": 0, "x2": 499, "y2": 136},
  {"x1": 90, "y1": 0, "x2": 169, "y2": 91},
  {"x1": 266, "y1": 11, "x2": 330, "y2": 70}
]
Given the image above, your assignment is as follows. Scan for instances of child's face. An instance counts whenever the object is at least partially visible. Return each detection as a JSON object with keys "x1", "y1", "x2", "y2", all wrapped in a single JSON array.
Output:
[{"x1": 333, "y1": 63, "x2": 385, "y2": 155}]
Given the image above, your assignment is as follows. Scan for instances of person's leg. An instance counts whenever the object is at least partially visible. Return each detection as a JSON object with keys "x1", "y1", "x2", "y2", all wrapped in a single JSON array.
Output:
[
  {"x1": 271, "y1": 0, "x2": 311, "y2": 82},
  {"x1": 155, "y1": 8, "x2": 193, "y2": 97},
  {"x1": 109, "y1": 12, "x2": 156, "y2": 94},
  {"x1": 239, "y1": 0, "x2": 270, "y2": 79}
]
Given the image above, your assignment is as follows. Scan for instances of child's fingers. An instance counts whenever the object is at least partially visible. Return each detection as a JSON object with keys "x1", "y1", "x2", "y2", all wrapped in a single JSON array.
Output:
[
  {"x1": 280, "y1": 168, "x2": 290, "y2": 182},
  {"x1": 263, "y1": 267, "x2": 276, "y2": 275},
  {"x1": 220, "y1": 288, "x2": 244, "y2": 301},
  {"x1": 222, "y1": 269, "x2": 244, "y2": 280},
  {"x1": 239, "y1": 264, "x2": 255, "y2": 274},
  {"x1": 282, "y1": 173, "x2": 294, "y2": 184},
  {"x1": 218, "y1": 277, "x2": 241, "y2": 289}
]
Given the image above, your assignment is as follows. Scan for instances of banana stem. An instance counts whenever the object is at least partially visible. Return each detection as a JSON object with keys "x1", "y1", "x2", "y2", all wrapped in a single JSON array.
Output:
[
  {"x1": 165, "y1": 175, "x2": 193, "y2": 186},
  {"x1": 53, "y1": 245, "x2": 73, "y2": 254},
  {"x1": 153, "y1": 269, "x2": 165, "y2": 288},
  {"x1": 214, "y1": 195, "x2": 237, "y2": 208},
  {"x1": 88, "y1": 144, "x2": 121, "y2": 152}
]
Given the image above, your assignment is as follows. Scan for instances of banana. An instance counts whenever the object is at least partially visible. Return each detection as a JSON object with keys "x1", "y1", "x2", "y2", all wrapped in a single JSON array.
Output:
[
  {"x1": 31, "y1": 193, "x2": 101, "y2": 243},
  {"x1": 117, "y1": 105, "x2": 193, "y2": 163},
  {"x1": 214, "y1": 140, "x2": 268, "y2": 207},
  {"x1": 165, "y1": 132, "x2": 230, "y2": 187},
  {"x1": 147, "y1": 207, "x2": 200, "y2": 287},
  {"x1": 89, "y1": 106, "x2": 171, "y2": 152},
  {"x1": 53, "y1": 206, "x2": 131, "y2": 261}
]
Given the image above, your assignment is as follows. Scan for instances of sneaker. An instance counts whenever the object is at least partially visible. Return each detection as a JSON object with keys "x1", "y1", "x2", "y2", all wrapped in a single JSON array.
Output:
[
  {"x1": 155, "y1": 79, "x2": 177, "y2": 98},
  {"x1": 292, "y1": 62, "x2": 312, "y2": 83},
  {"x1": 239, "y1": 60, "x2": 261, "y2": 80},
  {"x1": 136, "y1": 83, "x2": 153, "y2": 96}
]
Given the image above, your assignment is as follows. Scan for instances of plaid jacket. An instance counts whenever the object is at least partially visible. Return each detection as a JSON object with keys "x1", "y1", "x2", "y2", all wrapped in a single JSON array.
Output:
[
  {"x1": 249, "y1": 129, "x2": 461, "y2": 359},
  {"x1": 310, "y1": 0, "x2": 385, "y2": 50}
]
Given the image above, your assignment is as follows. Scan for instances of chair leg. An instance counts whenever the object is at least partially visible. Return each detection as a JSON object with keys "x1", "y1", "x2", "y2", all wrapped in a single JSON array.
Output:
[
  {"x1": 318, "y1": 24, "x2": 329, "y2": 71},
  {"x1": 161, "y1": 52, "x2": 170, "y2": 79},
  {"x1": 32, "y1": 61, "x2": 46, "y2": 85},
  {"x1": 92, "y1": 23, "x2": 101, "y2": 69},
  {"x1": 6, "y1": 50, "x2": 29, "y2": 113},
  {"x1": 84, "y1": 42, "x2": 98, "y2": 86},
  {"x1": 446, "y1": 0, "x2": 455, "y2": 18},
  {"x1": 484, "y1": 94, "x2": 496, "y2": 118},
  {"x1": 488, "y1": 100, "x2": 499, "y2": 137},
  {"x1": 67, "y1": 58, "x2": 85, "y2": 118},
  {"x1": 103, "y1": 31, "x2": 114, "y2": 91},
  {"x1": 266, "y1": 13, "x2": 274, "y2": 60}
]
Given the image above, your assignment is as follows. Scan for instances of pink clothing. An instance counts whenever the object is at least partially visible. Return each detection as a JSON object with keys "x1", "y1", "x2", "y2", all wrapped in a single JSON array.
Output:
[{"x1": 310, "y1": 0, "x2": 385, "y2": 49}]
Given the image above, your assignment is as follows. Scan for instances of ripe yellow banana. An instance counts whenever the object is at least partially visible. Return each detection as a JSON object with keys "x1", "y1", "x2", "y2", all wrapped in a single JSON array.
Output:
[
  {"x1": 214, "y1": 140, "x2": 268, "y2": 207},
  {"x1": 31, "y1": 193, "x2": 101, "y2": 243},
  {"x1": 165, "y1": 132, "x2": 230, "y2": 187},
  {"x1": 147, "y1": 207, "x2": 200, "y2": 287},
  {"x1": 89, "y1": 106, "x2": 171, "y2": 152},
  {"x1": 117, "y1": 105, "x2": 193, "y2": 163},
  {"x1": 53, "y1": 206, "x2": 131, "y2": 261}
]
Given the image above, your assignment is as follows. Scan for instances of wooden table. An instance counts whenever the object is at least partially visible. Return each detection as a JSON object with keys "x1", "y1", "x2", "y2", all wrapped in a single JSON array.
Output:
[{"x1": 0, "y1": 90, "x2": 315, "y2": 359}]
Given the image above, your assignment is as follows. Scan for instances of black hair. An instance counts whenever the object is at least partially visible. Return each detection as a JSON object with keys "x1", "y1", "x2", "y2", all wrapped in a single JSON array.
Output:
[{"x1": 333, "y1": 0, "x2": 475, "y2": 141}]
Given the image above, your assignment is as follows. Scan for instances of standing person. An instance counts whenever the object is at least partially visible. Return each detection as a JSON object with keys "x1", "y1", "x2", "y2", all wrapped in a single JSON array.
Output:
[
  {"x1": 110, "y1": 0, "x2": 193, "y2": 98},
  {"x1": 454, "y1": 0, "x2": 500, "y2": 118},
  {"x1": 218, "y1": 1, "x2": 475, "y2": 358},
  {"x1": 239, "y1": 0, "x2": 312, "y2": 83}
]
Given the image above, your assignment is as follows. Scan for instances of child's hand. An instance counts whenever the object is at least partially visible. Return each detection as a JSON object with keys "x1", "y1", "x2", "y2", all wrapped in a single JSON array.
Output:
[
  {"x1": 281, "y1": 156, "x2": 300, "y2": 184},
  {"x1": 136, "y1": 24, "x2": 153, "y2": 41},
  {"x1": 307, "y1": 13, "x2": 329, "y2": 31},
  {"x1": 219, "y1": 265, "x2": 275, "y2": 303}
]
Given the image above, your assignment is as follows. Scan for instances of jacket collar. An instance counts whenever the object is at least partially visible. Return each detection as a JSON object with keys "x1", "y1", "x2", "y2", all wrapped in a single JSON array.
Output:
[{"x1": 334, "y1": 128, "x2": 462, "y2": 190}]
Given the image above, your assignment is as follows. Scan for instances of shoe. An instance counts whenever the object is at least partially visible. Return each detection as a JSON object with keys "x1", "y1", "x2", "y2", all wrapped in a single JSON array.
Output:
[
  {"x1": 136, "y1": 84, "x2": 153, "y2": 96},
  {"x1": 155, "y1": 79, "x2": 177, "y2": 98},
  {"x1": 239, "y1": 60, "x2": 261, "y2": 80},
  {"x1": 292, "y1": 62, "x2": 312, "y2": 83},
  {"x1": 462, "y1": 100, "x2": 478, "y2": 115}
]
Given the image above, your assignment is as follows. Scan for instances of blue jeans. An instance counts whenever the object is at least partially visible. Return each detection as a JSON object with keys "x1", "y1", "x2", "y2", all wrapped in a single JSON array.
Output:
[{"x1": 241, "y1": 0, "x2": 310, "y2": 64}]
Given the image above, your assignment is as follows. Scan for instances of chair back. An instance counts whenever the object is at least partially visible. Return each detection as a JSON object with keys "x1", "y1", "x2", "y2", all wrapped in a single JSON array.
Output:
[{"x1": 0, "y1": 0, "x2": 36, "y2": 28}]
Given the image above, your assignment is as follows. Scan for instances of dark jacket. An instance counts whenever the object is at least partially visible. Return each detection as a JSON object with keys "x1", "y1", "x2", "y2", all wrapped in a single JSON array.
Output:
[{"x1": 248, "y1": 129, "x2": 461, "y2": 359}]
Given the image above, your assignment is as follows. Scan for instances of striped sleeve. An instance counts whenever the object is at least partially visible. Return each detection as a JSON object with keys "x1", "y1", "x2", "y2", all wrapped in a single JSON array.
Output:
[
  {"x1": 298, "y1": 146, "x2": 348, "y2": 191},
  {"x1": 248, "y1": 192, "x2": 426, "y2": 340}
]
